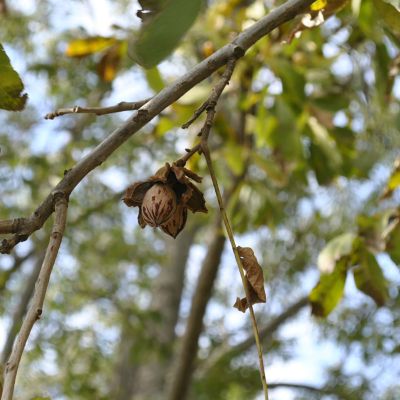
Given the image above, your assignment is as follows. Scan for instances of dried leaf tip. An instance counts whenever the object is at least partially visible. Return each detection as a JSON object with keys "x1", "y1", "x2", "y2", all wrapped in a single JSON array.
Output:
[{"x1": 233, "y1": 246, "x2": 266, "y2": 313}]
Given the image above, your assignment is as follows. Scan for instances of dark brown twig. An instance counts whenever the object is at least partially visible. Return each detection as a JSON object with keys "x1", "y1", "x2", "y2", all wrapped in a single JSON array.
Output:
[{"x1": 44, "y1": 98, "x2": 152, "y2": 120}]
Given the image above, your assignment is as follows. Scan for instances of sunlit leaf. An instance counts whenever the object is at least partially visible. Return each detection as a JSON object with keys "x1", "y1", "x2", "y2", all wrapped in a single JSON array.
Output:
[
  {"x1": 353, "y1": 248, "x2": 388, "y2": 306},
  {"x1": 0, "y1": 43, "x2": 28, "y2": 111},
  {"x1": 145, "y1": 66, "x2": 164, "y2": 92},
  {"x1": 311, "y1": 0, "x2": 328, "y2": 11},
  {"x1": 310, "y1": 259, "x2": 347, "y2": 317},
  {"x1": 129, "y1": 0, "x2": 204, "y2": 68},
  {"x1": 65, "y1": 37, "x2": 117, "y2": 57},
  {"x1": 381, "y1": 158, "x2": 400, "y2": 199},
  {"x1": 317, "y1": 232, "x2": 357, "y2": 273},
  {"x1": 357, "y1": 209, "x2": 398, "y2": 253}
]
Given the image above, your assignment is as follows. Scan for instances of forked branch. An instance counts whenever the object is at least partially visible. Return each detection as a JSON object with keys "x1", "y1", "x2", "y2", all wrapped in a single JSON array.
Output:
[
  {"x1": 1, "y1": 194, "x2": 68, "y2": 400},
  {"x1": 44, "y1": 97, "x2": 152, "y2": 120},
  {"x1": 0, "y1": 0, "x2": 314, "y2": 255},
  {"x1": 179, "y1": 58, "x2": 270, "y2": 398}
]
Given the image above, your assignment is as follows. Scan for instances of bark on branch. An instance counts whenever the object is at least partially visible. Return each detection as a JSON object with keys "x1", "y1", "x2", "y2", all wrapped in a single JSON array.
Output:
[
  {"x1": 1, "y1": 195, "x2": 68, "y2": 400},
  {"x1": 0, "y1": 0, "x2": 314, "y2": 254}
]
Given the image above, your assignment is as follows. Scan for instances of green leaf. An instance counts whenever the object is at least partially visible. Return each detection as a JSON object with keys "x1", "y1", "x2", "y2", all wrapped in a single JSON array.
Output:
[
  {"x1": 144, "y1": 66, "x2": 165, "y2": 92},
  {"x1": 381, "y1": 158, "x2": 400, "y2": 198},
  {"x1": 353, "y1": 249, "x2": 388, "y2": 306},
  {"x1": 308, "y1": 116, "x2": 342, "y2": 185},
  {"x1": 357, "y1": 209, "x2": 398, "y2": 252},
  {"x1": 317, "y1": 233, "x2": 357, "y2": 273},
  {"x1": 386, "y1": 218, "x2": 400, "y2": 265},
  {"x1": 129, "y1": 0, "x2": 204, "y2": 68},
  {"x1": 222, "y1": 143, "x2": 246, "y2": 176},
  {"x1": 373, "y1": 0, "x2": 400, "y2": 35},
  {"x1": 309, "y1": 259, "x2": 347, "y2": 317},
  {"x1": 0, "y1": 43, "x2": 28, "y2": 111}
]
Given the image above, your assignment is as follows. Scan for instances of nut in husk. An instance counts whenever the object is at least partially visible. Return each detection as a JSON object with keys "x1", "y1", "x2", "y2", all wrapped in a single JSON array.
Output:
[{"x1": 123, "y1": 162, "x2": 207, "y2": 238}]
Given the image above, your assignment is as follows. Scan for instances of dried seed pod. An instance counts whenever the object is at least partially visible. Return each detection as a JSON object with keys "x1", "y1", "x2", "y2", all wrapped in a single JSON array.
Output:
[
  {"x1": 141, "y1": 183, "x2": 177, "y2": 227},
  {"x1": 123, "y1": 162, "x2": 207, "y2": 238}
]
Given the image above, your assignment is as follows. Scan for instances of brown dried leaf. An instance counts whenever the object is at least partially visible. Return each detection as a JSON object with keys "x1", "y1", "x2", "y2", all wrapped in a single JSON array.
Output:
[
  {"x1": 123, "y1": 181, "x2": 153, "y2": 207},
  {"x1": 184, "y1": 182, "x2": 207, "y2": 213},
  {"x1": 233, "y1": 246, "x2": 266, "y2": 313}
]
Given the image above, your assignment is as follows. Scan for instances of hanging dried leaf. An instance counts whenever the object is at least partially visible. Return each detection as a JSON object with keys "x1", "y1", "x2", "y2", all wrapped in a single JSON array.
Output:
[{"x1": 233, "y1": 246, "x2": 266, "y2": 313}]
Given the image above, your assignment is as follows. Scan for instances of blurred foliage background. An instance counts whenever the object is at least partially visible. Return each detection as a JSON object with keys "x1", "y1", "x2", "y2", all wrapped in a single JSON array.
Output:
[{"x1": 0, "y1": 0, "x2": 400, "y2": 399}]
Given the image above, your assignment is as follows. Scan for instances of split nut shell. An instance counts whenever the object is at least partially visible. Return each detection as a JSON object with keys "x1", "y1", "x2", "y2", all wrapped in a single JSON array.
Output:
[{"x1": 141, "y1": 183, "x2": 177, "y2": 227}]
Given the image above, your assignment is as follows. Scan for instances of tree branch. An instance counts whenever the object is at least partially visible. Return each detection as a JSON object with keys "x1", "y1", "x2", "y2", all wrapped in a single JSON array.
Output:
[
  {"x1": 44, "y1": 98, "x2": 152, "y2": 120},
  {"x1": 1, "y1": 195, "x2": 68, "y2": 400},
  {"x1": 198, "y1": 63, "x2": 269, "y2": 397},
  {"x1": 0, "y1": 0, "x2": 314, "y2": 254}
]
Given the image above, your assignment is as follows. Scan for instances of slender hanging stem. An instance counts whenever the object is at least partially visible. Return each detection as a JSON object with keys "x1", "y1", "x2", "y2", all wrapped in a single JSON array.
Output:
[{"x1": 201, "y1": 142, "x2": 269, "y2": 400}]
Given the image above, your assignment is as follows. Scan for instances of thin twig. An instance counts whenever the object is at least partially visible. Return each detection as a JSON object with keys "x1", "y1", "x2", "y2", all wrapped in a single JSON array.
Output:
[
  {"x1": 193, "y1": 58, "x2": 269, "y2": 399},
  {"x1": 181, "y1": 101, "x2": 209, "y2": 129},
  {"x1": 202, "y1": 143, "x2": 269, "y2": 399},
  {"x1": 0, "y1": 0, "x2": 314, "y2": 253},
  {"x1": 175, "y1": 144, "x2": 202, "y2": 167},
  {"x1": 1, "y1": 194, "x2": 68, "y2": 400},
  {"x1": 44, "y1": 97, "x2": 152, "y2": 120}
]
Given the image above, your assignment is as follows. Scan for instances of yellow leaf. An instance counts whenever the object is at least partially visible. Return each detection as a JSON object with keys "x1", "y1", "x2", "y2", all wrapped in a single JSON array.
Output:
[
  {"x1": 311, "y1": 0, "x2": 328, "y2": 11},
  {"x1": 97, "y1": 45, "x2": 121, "y2": 82},
  {"x1": 65, "y1": 37, "x2": 116, "y2": 57}
]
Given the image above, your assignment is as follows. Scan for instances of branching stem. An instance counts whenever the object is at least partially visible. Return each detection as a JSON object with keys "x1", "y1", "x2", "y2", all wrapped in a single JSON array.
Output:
[
  {"x1": 202, "y1": 143, "x2": 269, "y2": 399},
  {"x1": 1, "y1": 194, "x2": 68, "y2": 400},
  {"x1": 197, "y1": 58, "x2": 269, "y2": 399},
  {"x1": 44, "y1": 97, "x2": 152, "y2": 120}
]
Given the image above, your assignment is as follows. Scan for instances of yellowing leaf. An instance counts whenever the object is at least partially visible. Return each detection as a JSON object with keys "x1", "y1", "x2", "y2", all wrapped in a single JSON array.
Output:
[
  {"x1": 97, "y1": 45, "x2": 122, "y2": 82},
  {"x1": 373, "y1": 0, "x2": 400, "y2": 35},
  {"x1": 309, "y1": 259, "x2": 347, "y2": 317},
  {"x1": 381, "y1": 158, "x2": 400, "y2": 199},
  {"x1": 311, "y1": 0, "x2": 328, "y2": 11},
  {"x1": 65, "y1": 37, "x2": 117, "y2": 57},
  {"x1": 0, "y1": 43, "x2": 28, "y2": 111},
  {"x1": 317, "y1": 233, "x2": 356, "y2": 273},
  {"x1": 233, "y1": 247, "x2": 266, "y2": 313}
]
